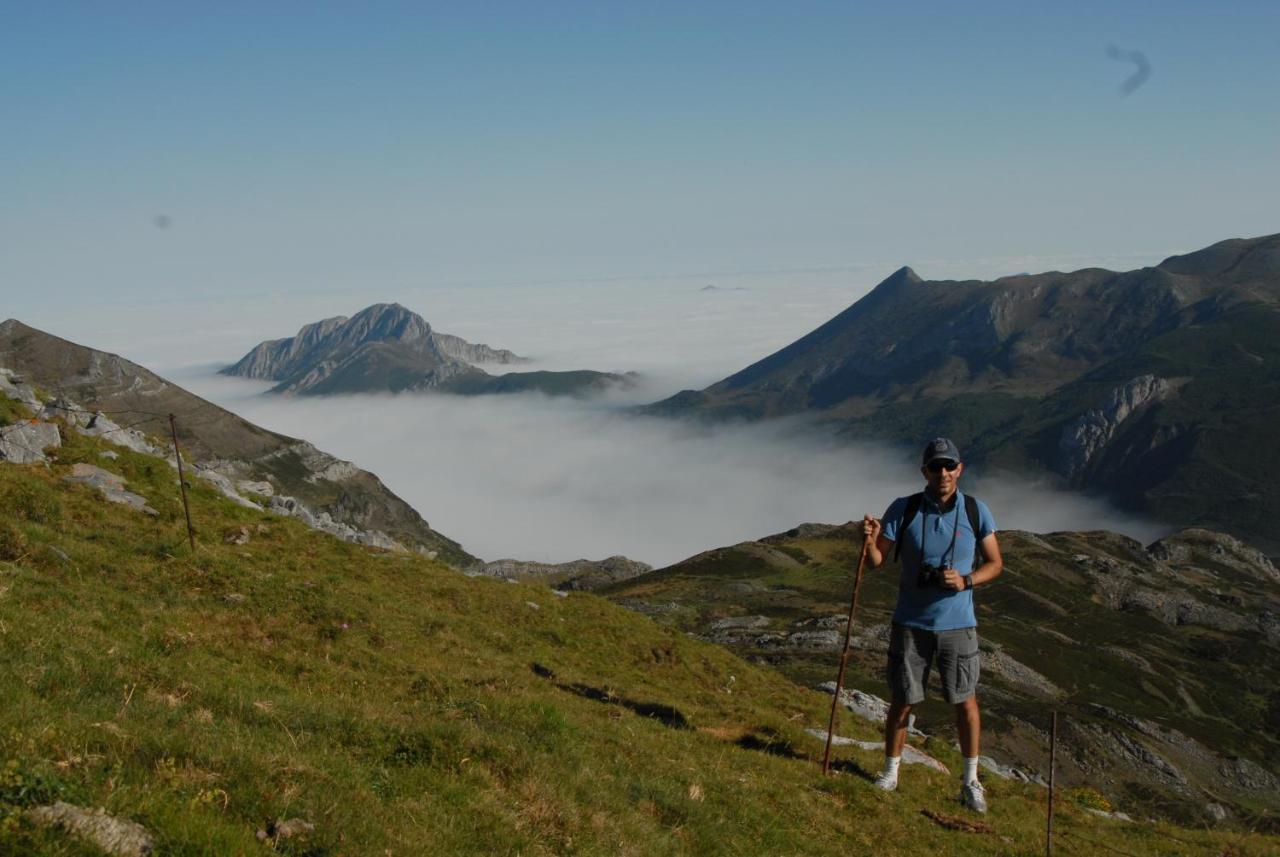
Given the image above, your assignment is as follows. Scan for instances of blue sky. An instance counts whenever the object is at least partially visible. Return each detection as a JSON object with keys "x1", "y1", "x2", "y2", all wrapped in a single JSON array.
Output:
[{"x1": 3, "y1": 1, "x2": 1278, "y2": 309}]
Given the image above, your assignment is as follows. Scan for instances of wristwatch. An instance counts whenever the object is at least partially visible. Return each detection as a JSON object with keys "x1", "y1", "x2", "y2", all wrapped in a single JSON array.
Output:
[{"x1": 964, "y1": 575, "x2": 974, "y2": 591}]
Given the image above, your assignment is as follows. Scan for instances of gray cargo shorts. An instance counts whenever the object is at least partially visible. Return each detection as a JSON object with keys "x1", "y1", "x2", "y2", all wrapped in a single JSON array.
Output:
[{"x1": 887, "y1": 623, "x2": 980, "y2": 705}]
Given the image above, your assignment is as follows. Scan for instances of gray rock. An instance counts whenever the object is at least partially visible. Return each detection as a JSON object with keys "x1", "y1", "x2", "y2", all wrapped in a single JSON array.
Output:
[
  {"x1": 982, "y1": 648, "x2": 1064, "y2": 698},
  {"x1": 99, "y1": 450, "x2": 119, "y2": 460},
  {"x1": 270, "y1": 818, "x2": 315, "y2": 841},
  {"x1": 1090, "y1": 725, "x2": 1187, "y2": 785},
  {"x1": 779, "y1": 629, "x2": 843, "y2": 652},
  {"x1": 237, "y1": 479, "x2": 274, "y2": 497},
  {"x1": 27, "y1": 802, "x2": 153, "y2": 856},
  {"x1": 39, "y1": 401, "x2": 162, "y2": 456},
  {"x1": 269, "y1": 495, "x2": 404, "y2": 552},
  {"x1": 63, "y1": 463, "x2": 157, "y2": 516},
  {"x1": 0, "y1": 368, "x2": 44, "y2": 412},
  {"x1": 192, "y1": 465, "x2": 262, "y2": 510},
  {"x1": 1205, "y1": 803, "x2": 1228, "y2": 823},
  {"x1": 472, "y1": 555, "x2": 652, "y2": 591},
  {"x1": 817, "y1": 682, "x2": 922, "y2": 736},
  {"x1": 803, "y1": 728, "x2": 949, "y2": 774},
  {"x1": 979, "y1": 755, "x2": 1047, "y2": 786},
  {"x1": 0, "y1": 420, "x2": 61, "y2": 464},
  {"x1": 708, "y1": 615, "x2": 771, "y2": 633},
  {"x1": 224, "y1": 526, "x2": 252, "y2": 545}
]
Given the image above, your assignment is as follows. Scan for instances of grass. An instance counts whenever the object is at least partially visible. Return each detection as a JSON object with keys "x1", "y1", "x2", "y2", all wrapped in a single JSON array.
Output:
[
  {"x1": 605, "y1": 523, "x2": 1280, "y2": 829},
  {"x1": 0, "y1": 424, "x2": 1275, "y2": 854}
]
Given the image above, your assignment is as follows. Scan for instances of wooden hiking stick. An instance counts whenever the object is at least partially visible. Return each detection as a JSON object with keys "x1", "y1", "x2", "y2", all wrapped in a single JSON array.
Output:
[{"x1": 821, "y1": 530, "x2": 871, "y2": 775}]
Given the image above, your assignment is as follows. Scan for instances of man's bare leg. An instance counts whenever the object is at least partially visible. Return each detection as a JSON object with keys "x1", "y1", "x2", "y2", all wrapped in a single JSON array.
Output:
[
  {"x1": 885, "y1": 699, "x2": 914, "y2": 757},
  {"x1": 955, "y1": 696, "x2": 988, "y2": 810},
  {"x1": 875, "y1": 699, "x2": 913, "y2": 790},
  {"x1": 955, "y1": 696, "x2": 980, "y2": 759}
]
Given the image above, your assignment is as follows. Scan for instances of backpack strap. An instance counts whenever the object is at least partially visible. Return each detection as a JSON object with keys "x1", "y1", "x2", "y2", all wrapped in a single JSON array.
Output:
[
  {"x1": 965, "y1": 494, "x2": 987, "y2": 566},
  {"x1": 891, "y1": 492, "x2": 925, "y2": 564},
  {"x1": 892, "y1": 492, "x2": 987, "y2": 567}
]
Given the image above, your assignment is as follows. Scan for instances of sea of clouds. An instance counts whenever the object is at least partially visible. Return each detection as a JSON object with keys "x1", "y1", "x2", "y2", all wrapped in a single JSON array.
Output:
[{"x1": 25, "y1": 264, "x2": 1168, "y2": 566}]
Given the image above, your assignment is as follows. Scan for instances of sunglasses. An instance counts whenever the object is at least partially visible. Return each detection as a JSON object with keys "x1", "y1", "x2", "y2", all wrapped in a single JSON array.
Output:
[{"x1": 925, "y1": 460, "x2": 959, "y2": 473}]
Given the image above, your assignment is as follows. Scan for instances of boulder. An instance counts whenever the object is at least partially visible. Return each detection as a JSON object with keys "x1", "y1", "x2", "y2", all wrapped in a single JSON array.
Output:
[
  {"x1": 27, "y1": 802, "x2": 153, "y2": 856},
  {"x1": 0, "y1": 420, "x2": 61, "y2": 464},
  {"x1": 817, "y1": 683, "x2": 922, "y2": 736},
  {"x1": 63, "y1": 463, "x2": 157, "y2": 516}
]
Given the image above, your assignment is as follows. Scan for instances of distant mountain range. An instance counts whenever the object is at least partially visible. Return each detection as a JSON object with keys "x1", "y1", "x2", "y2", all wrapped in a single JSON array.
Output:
[
  {"x1": 649, "y1": 234, "x2": 1280, "y2": 554},
  {"x1": 0, "y1": 319, "x2": 474, "y2": 566},
  {"x1": 223, "y1": 303, "x2": 636, "y2": 397}
]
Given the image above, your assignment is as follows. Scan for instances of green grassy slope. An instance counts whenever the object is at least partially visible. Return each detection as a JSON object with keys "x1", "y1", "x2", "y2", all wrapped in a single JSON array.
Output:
[
  {"x1": 604, "y1": 524, "x2": 1280, "y2": 828},
  {"x1": 0, "y1": 422, "x2": 1273, "y2": 854}
]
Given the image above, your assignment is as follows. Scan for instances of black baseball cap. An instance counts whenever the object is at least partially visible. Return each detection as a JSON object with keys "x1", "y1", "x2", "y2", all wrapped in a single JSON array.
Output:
[{"x1": 921, "y1": 437, "x2": 961, "y2": 465}]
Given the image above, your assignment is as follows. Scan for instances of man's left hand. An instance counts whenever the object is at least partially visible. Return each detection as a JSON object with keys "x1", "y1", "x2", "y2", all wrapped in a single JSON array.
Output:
[{"x1": 941, "y1": 568, "x2": 966, "y2": 592}]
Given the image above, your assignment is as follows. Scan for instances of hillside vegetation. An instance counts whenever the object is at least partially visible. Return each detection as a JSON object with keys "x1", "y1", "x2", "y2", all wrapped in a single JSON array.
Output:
[
  {"x1": 0, "y1": 415, "x2": 1274, "y2": 854},
  {"x1": 604, "y1": 522, "x2": 1280, "y2": 828}
]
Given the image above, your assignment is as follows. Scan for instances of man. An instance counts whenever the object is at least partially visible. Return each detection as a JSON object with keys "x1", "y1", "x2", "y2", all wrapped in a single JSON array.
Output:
[{"x1": 861, "y1": 437, "x2": 1003, "y2": 813}]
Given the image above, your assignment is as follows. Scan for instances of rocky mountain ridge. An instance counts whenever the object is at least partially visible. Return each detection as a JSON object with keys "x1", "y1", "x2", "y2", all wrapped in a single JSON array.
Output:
[
  {"x1": 0, "y1": 320, "x2": 474, "y2": 565},
  {"x1": 647, "y1": 233, "x2": 1280, "y2": 554},
  {"x1": 224, "y1": 303, "x2": 636, "y2": 398}
]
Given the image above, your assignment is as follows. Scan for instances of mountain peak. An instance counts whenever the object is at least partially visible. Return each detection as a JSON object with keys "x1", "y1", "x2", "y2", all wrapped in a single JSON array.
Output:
[
  {"x1": 877, "y1": 266, "x2": 923, "y2": 289},
  {"x1": 221, "y1": 305, "x2": 527, "y2": 389}
]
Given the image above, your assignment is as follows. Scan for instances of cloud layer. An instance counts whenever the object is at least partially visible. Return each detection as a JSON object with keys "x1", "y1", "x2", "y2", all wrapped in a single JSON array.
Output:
[{"x1": 30, "y1": 268, "x2": 1168, "y2": 567}]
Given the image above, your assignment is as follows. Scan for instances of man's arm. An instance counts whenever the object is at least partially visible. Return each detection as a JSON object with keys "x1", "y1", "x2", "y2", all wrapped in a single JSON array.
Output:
[
  {"x1": 862, "y1": 515, "x2": 894, "y2": 568},
  {"x1": 970, "y1": 533, "x2": 1003, "y2": 586},
  {"x1": 941, "y1": 533, "x2": 1004, "y2": 591}
]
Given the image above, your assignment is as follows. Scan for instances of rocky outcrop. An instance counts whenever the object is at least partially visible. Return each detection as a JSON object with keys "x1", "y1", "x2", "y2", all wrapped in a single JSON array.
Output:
[
  {"x1": 62, "y1": 463, "x2": 158, "y2": 516},
  {"x1": 469, "y1": 555, "x2": 652, "y2": 590},
  {"x1": 817, "y1": 682, "x2": 924, "y2": 736},
  {"x1": 1149, "y1": 528, "x2": 1280, "y2": 584},
  {"x1": 0, "y1": 420, "x2": 61, "y2": 464},
  {"x1": 269, "y1": 496, "x2": 406, "y2": 553},
  {"x1": 27, "y1": 802, "x2": 154, "y2": 856},
  {"x1": 1058, "y1": 375, "x2": 1172, "y2": 479}
]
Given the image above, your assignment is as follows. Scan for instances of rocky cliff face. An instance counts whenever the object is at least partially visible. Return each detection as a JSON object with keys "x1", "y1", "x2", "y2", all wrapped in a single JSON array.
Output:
[
  {"x1": 646, "y1": 233, "x2": 1280, "y2": 553},
  {"x1": 1057, "y1": 374, "x2": 1172, "y2": 480},
  {"x1": 0, "y1": 320, "x2": 475, "y2": 566}
]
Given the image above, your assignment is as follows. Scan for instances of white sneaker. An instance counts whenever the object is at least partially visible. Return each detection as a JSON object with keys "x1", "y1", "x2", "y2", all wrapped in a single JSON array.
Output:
[
  {"x1": 959, "y1": 779, "x2": 988, "y2": 813},
  {"x1": 873, "y1": 772, "x2": 898, "y2": 792}
]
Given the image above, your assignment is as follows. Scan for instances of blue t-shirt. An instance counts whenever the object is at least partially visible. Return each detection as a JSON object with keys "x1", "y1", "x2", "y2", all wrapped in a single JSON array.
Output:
[{"x1": 881, "y1": 489, "x2": 996, "y2": 631}]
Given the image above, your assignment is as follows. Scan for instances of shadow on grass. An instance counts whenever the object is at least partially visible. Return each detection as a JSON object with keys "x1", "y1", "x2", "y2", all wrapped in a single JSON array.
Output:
[
  {"x1": 531, "y1": 663, "x2": 691, "y2": 730},
  {"x1": 735, "y1": 728, "x2": 875, "y2": 781}
]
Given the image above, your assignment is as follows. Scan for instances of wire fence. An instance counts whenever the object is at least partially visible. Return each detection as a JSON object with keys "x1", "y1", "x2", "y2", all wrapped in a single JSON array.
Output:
[{"x1": 2, "y1": 395, "x2": 202, "y2": 551}]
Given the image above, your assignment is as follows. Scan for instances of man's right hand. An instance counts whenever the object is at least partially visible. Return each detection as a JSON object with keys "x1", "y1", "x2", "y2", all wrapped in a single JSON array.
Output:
[{"x1": 862, "y1": 515, "x2": 882, "y2": 542}]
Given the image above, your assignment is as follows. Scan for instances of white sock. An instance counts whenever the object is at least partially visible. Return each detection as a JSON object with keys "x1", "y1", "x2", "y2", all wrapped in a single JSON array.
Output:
[
  {"x1": 963, "y1": 757, "x2": 980, "y2": 785},
  {"x1": 882, "y1": 755, "x2": 901, "y2": 781}
]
